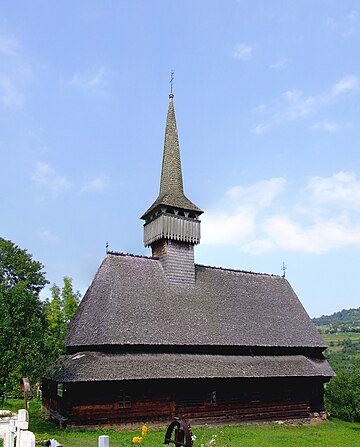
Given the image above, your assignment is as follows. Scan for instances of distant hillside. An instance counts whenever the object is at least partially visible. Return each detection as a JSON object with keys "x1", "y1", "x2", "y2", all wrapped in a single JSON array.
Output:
[
  {"x1": 313, "y1": 307, "x2": 360, "y2": 332},
  {"x1": 312, "y1": 307, "x2": 360, "y2": 372}
]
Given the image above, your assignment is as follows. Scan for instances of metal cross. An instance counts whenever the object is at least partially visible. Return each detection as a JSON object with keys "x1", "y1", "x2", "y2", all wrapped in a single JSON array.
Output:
[
  {"x1": 170, "y1": 70, "x2": 175, "y2": 93},
  {"x1": 281, "y1": 261, "x2": 287, "y2": 278}
]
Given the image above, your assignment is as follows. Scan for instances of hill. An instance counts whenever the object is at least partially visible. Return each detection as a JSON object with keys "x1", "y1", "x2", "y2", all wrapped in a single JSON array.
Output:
[
  {"x1": 313, "y1": 307, "x2": 360, "y2": 332},
  {"x1": 312, "y1": 307, "x2": 360, "y2": 372}
]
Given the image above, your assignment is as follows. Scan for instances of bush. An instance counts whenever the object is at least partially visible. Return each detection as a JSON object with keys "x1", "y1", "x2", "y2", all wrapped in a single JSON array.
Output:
[{"x1": 325, "y1": 367, "x2": 360, "y2": 421}]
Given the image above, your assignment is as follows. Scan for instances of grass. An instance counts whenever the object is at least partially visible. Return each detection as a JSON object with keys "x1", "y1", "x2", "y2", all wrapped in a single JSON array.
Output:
[
  {"x1": 1, "y1": 399, "x2": 360, "y2": 447},
  {"x1": 321, "y1": 331, "x2": 360, "y2": 345}
]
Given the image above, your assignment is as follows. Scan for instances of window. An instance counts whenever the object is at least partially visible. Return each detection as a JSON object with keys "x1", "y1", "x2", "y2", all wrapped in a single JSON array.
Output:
[
  {"x1": 57, "y1": 383, "x2": 63, "y2": 398},
  {"x1": 115, "y1": 390, "x2": 131, "y2": 409}
]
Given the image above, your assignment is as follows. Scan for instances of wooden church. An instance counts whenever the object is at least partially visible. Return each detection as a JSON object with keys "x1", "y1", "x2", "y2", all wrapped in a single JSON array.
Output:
[{"x1": 42, "y1": 91, "x2": 334, "y2": 427}]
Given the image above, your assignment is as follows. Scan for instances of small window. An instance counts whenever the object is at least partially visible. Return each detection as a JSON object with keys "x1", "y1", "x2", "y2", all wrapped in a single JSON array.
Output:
[
  {"x1": 116, "y1": 390, "x2": 131, "y2": 409},
  {"x1": 57, "y1": 383, "x2": 64, "y2": 398}
]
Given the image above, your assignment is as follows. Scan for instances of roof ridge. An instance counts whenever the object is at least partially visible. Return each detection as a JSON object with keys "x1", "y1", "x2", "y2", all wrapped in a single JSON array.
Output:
[
  {"x1": 196, "y1": 263, "x2": 282, "y2": 278},
  {"x1": 107, "y1": 250, "x2": 158, "y2": 261}
]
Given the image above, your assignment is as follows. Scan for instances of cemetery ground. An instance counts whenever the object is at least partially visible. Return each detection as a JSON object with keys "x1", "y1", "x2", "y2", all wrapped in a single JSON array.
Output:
[{"x1": 1, "y1": 399, "x2": 360, "y2": 447}]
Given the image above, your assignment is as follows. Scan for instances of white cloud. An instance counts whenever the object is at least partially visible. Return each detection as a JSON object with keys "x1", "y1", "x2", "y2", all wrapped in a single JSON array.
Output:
[
  {"x1": 65, "y1": 67, "x2": 109, "y2": 93},
  {"x1": 332, "y1": 75, "x2": 359, "y2": 95},
  {"x1": 327, "y1": 10, "x2": 359, "y2": 37},
  {"x1": 232, "y1": 43, "x2": 253, "y2": 60},
  {"x1": 343, "y1": 9, "x2": 359, "y2": 37},
  {"x1": 250, "y1": 74, "x2": 359, "y2": 133},
  {"x1": 269, "y1": 57, "x2": 291, "y2": 70},
  {"x1": 250, "y1": 123, "x2": 271, "y2": 134},
  {"x1": 202, "y1": 209, "x2": 255, "y2": 245},
  {"x1": 227, "y1": 178, "x2": 286, "y2": 208},
  {"x1": 307, "y1": 171, "x2": 360, "y2": 209},
  {"x1": 245, "y1": 214, "x2": 360, "y2": 254},
  {"x1": 202, "y1": 172, "x2": 360, "y2": 254},
  {"x1": 32, "y1": 162, "x2": 71, "y2": 197},
  {"x1": 202, "y1": 178, "x2": 286, "y2": 246},
  {"x1": 281, "y1": 89, "x2": 316, "y2": 119},
  {"x1": 81, "y1": 176, "x2": 109, "y2": 192}
]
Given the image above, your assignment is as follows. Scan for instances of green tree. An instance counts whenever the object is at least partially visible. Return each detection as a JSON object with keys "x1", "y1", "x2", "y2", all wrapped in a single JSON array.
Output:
[
  {"x1": 0, "y1": 238, "x2": 48, "y2": 398},
  {"x1": 45, "y1": 277, "x2": 80, "y2": 360},
  {"x1": 325, "y1": 367, "x2": 360, "y2": 421}
]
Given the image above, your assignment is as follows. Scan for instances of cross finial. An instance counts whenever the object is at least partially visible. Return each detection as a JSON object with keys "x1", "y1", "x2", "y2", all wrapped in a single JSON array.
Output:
[
  {"x1": 106, "y1": 241, "x2": 109, "y2": 253},
  {"x1": 170, "y1": 70, "x2": 175, "y2": 94},
  {"x1": 281, "y1": 261, "x2": 287, "y2": 278}
]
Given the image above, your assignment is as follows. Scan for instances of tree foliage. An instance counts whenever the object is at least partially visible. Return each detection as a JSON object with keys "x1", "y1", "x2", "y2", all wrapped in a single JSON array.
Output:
[
  {"x1": 0, "y1": 238, "x2": 48, "y2": 397},
  {"x1": 313, "y1": 307, "x2": 360, "y2": 333},
  {"x1": 0, "y1": 238, "x2": 81, "y2": 397},
  {"x1": 325, "y1": 367, "x2": 360, "y2": 422},
  {"x1": 45, "y1": 276, "x2": 81, "y2": 360}
]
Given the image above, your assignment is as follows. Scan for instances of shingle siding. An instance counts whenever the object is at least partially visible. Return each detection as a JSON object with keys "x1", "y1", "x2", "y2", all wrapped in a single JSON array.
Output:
[{"x1": 152, "y1": 239, "x2": 195, "y2": 286}]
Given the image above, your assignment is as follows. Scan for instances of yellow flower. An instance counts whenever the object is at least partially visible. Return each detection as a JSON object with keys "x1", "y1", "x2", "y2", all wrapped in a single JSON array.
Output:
[
  {"x1": 141, "y1": 424, "x2": 148, "y2": 437},
  {"x1": 132, "y1": 436, "x2": 143, "y2": 444}
]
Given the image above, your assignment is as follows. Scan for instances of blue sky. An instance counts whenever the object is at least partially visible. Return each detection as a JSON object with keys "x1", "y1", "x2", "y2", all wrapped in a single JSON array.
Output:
[{"x1": 1, "y1": 1, "x2": 359, "y2": 317}]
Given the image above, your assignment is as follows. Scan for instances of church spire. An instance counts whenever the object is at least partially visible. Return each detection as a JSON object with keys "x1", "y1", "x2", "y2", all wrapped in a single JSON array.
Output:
[
  {"x1": 158, "y1": 93, "x2": 184, "y2": 200},
  {"x1": 141, "y1": 93, "x2": 202, "y2": 221},
  {"x1": 140, "y1": 89, "x2": 203, "y2": 286}
]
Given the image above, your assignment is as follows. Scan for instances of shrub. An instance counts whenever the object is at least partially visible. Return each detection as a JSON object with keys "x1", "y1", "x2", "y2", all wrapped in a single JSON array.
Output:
[{"x1": 325, "y1": 367, "x2": 360, "y2": 421}]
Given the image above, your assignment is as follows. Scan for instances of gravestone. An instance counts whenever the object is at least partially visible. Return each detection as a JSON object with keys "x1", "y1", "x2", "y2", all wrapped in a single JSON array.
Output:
[
  {"x1": 18, "y1": 430, "x2": 35, "y2": 447},
  {"x1": 98, "y1": 435, "x2": 110, "y2": 447}
]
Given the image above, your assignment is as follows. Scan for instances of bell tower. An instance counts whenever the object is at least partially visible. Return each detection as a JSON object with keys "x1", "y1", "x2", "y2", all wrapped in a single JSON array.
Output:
[{"x1": 140, "y1": 92, "x2": 203, "y2": 286}]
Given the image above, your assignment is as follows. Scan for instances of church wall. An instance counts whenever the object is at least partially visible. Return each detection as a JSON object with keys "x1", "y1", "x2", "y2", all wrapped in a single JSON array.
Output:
[{"x1": 42, "y1": 377, "x2": 326, "y2": 427}]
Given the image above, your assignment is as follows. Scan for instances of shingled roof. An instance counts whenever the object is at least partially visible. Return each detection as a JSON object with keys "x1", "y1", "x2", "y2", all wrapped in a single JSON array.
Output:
[
  {"x1": 47, "y1": 352, "x2": 334, "y2": 382},
  {"x1": 67, "y1": 252, "x2": 326, "y2": 350},
  {"x1": 141, "y1": 94, "x2": 202, "y2": 219}
]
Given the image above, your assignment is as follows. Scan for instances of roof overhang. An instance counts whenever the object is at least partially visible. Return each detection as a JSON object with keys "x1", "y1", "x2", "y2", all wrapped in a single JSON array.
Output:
[{"x1": 45, "y1": 352, "x2": 335, "y2": 383}]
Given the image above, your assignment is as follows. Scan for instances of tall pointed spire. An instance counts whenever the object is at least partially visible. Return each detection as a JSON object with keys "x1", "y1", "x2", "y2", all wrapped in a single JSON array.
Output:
[
  {"x1": 140, "y1": 90, "x2": 203, "y2": 286},
  {"x1": 159, "y1": 93, "x2": 184, "y2": 199},
  {"x1": 141, "y1": 93, "x2": 202, "y2": 220}
]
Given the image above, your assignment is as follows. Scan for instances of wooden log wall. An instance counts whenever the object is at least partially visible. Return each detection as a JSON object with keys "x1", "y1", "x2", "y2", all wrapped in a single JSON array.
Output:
[{"x1": 43, "y1": 377, "x2": 326, "y2": 426}]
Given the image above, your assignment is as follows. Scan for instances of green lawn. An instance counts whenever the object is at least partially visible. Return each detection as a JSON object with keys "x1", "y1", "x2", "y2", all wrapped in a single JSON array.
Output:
[{"x1": 1, "y1": 399, "x2": 360, "y2": 447}]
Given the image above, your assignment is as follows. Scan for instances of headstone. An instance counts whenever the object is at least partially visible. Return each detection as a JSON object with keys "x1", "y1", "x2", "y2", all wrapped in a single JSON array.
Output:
[
  {"x1": 98, "y1": 435, "x2": 109, "y2": 447},
  {"x1": 16, "y1": 409, "x2": 28, "y2": 432},
  {"x1": 4, "y1": 420, "x2": 16, "y2": 447},
  {"x1": 18, "y1": 431, "x2": 35, "y2": 447}
]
